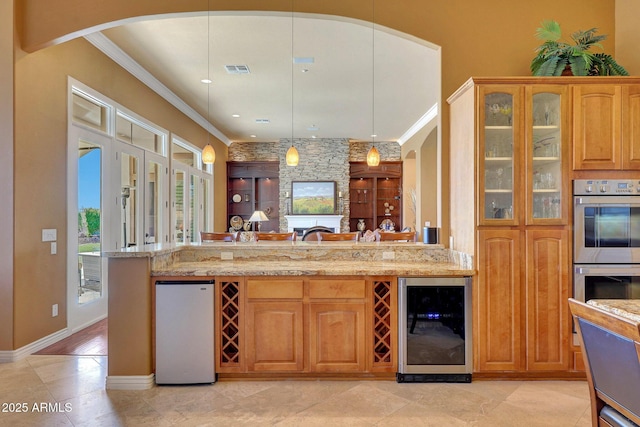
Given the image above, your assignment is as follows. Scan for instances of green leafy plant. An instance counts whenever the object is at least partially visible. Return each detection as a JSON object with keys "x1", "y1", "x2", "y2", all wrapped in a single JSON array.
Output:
[{"x1": 530, "y1": 20, "x2": 628, "y2": 76}]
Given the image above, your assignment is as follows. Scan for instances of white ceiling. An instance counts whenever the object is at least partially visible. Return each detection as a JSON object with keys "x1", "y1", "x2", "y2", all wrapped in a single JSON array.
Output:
[{"x1": 96, "y1": 12, "x2": 440, "y2": 146}]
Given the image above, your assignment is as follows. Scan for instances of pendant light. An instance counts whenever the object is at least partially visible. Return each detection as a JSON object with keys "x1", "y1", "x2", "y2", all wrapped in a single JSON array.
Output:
[
  {"x1": 366, "y1": 0, "x2": 380, "y2": 167},
  {"x1": 286, "y1": 0, "x2": 299, "y2": 167},
  {"x1": 202, "y1": 1, "x2": 216, "y2": 165}
]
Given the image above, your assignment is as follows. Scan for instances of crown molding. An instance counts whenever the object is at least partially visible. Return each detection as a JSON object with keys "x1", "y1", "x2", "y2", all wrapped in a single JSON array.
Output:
[{"x1": 84, "y1": 32, "x2": 231, "y2": 146}]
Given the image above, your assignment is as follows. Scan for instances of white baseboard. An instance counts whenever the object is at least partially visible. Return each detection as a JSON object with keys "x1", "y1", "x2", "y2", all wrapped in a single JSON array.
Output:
[
  {"x1": 0, "y1": 328, "x2": 71, "y2": 363},
  {"x1": 106, "y1": 374, "x2": 155, "y2": 390},
  {"x1": 70, "y1": 314, "x2": 107, "y2": 334}
]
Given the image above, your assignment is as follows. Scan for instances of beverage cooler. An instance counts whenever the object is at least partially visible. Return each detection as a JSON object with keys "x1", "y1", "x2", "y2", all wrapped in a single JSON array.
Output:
[{"x1": 397, "y1": 277, "x2": 472, "y2": 383}]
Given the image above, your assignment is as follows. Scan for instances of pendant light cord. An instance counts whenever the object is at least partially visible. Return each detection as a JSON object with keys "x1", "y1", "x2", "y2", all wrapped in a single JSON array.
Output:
[{"x1": 372, "y1": 0, "x2": 375, "y2": 148}]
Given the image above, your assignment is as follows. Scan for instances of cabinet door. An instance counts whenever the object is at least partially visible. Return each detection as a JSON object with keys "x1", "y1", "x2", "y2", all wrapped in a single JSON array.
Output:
[
  {"x1": 479, "y1": 86, "x2": 521, "y2": 225},
  {"x1": 309, "y1": 302, "x2": 366, "y2": 372},
  {"x1": 526, "y1": 86, "x2": 569, "y2": 225},
  {"x1": 622, "y1": 85, "x2": 640, "y2": 169},
  {"x1": 476, "y1": 229, "x2": 522, "y2": 371},
  {"x1": 525, "y1": 229, "x2": 570, "y2": 371},
  {"x1": 245, "y1": 279, "x2": 304, "y2": 371},
  {"x1": 246, "y1": 301, "x2": 304, "y2": 371},
  {"x1": 573, "y1": 84, "x2": 622, "y2": 170}
]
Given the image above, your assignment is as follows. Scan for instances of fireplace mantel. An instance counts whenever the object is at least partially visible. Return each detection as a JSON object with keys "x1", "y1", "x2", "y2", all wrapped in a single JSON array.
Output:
[{"x1": 285, "y1": 215, "x2": 343, "y2": 233}]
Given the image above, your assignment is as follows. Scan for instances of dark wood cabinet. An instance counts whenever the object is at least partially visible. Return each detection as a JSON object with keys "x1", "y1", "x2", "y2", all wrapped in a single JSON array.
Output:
[
  {"x1": 349, "y1": 161, "x2": 402, "y2": 233},
  {"x1": 227, "y1": 162, "x2": 279, "y2": 232}
]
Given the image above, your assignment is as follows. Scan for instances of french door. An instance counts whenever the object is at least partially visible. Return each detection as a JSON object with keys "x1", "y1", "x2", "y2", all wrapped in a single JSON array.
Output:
[
  {"x1": 67, "y1": 127, "x2": 112, "y2": 332},
  {"x1": 172, "y1": 165, "x2": 211, "y2": 243}
]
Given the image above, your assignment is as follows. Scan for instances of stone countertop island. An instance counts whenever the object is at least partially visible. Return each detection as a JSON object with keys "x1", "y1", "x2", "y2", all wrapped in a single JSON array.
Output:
[{"x1": 103, "y1": 241, "x2": 474, "y2": 389}]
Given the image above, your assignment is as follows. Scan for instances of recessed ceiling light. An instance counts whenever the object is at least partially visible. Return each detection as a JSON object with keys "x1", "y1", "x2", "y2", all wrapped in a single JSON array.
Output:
[
  {"x1": 250, "y1": 134, "x2": 257, "y2": 138},
  {"x1": 201, "y1": 78, "x2": 212, "y2": 84},
  {"x1": 311, "y1": 135, "x2": 317, "y2": 139},
  {"x1": 301, "y1": 69, "x2": 309, "y2": 73},
  {"x1": 232, "y1": 114, "x2": 240, "y2": 118},
  {"x1": 371, "y1": 134, "x2": 378, "y2": 138}
]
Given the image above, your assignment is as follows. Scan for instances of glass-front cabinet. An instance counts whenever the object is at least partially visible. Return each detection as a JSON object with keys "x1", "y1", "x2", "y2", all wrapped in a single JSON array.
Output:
[
  {"x1": 480, "y1": 86, "x2": 519, "y2": 225},
  {"x1": 526, "y1": 86, "x2": 568, "y2": 225},
  {"x1": 479, "y1": 85, "x2": 567, "y2": 226}
]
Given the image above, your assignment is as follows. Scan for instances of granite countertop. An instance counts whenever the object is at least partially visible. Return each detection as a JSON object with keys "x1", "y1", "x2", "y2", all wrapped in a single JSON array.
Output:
[
  {"x1": 152, "y1": 259, "x2": 473, "y2": 277},
  {"x1": 105, "y1": 241, "x2": 475, "y2": 277},
  {"x1": 587, "y1": 299, "x2": 640, "y2": 323}
]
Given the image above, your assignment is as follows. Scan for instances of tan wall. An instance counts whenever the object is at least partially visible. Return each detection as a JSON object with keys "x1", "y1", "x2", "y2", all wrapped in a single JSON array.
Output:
[
  {"x1": 0, "y1": 0, "x2": 15, "y2": 350},
  {"x1": 615, "y1": 0, "x2": 640, "y2": 75},
  {"x1": 10, "y1": 0, "x2": 621, "y2": 350},
  {"x1": 12, "y1": 37, "x2": 227, "y2": 348}
]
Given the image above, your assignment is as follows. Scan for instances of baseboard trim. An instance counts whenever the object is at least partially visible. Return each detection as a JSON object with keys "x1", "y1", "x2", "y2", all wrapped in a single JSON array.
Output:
[
  {"x1": 0, "y1": 328, "x2": 70, "y2": 363},
  {"x1": 106, "y1": 374, "x2": 155, "y2": 390}
]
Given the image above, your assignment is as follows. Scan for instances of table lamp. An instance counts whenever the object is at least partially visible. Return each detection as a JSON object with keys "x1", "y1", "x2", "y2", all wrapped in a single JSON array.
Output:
[{"x1": 249, "y1": 210, "x2": 269, "y2": 231}]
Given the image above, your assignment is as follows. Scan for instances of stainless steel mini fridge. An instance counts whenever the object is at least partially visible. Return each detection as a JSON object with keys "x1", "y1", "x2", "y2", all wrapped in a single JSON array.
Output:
[{"x1": 155, "y1": 279, "x2": 215, "y2": 384}]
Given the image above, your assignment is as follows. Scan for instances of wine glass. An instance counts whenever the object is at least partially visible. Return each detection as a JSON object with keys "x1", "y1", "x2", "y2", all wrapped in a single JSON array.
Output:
[{"x1": 496, "y1": 168, "x2": 504, "y2": 189}]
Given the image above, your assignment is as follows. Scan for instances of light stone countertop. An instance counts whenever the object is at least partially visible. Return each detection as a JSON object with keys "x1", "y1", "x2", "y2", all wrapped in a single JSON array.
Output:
[
  {"x1": 587, "y1": 299, "x2": 640, "y2": 323},
  {"x1": 104, "y1": 241, "x2": 475, "y2": 277},
  {"x1": 151, "y1": 259, "x2": 473, "y2": 277}
]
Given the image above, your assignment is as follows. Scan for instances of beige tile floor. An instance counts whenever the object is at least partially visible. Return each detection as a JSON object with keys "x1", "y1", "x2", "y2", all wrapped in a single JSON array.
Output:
[{"x1": 0, "y1": 355, "x2": 593, "y2": 426}]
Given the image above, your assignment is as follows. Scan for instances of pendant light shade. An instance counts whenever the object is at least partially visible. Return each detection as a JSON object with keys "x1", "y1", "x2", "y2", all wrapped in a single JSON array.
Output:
[
  {"x1": 367, "y1": 145, "x2": 380, "y2": 166},
  {"x1": 202, "y1": 143, "x2": 215, "y2": 164},
  {"x1": 286, "y1": 144, "x2": 299, "y2": 166}
]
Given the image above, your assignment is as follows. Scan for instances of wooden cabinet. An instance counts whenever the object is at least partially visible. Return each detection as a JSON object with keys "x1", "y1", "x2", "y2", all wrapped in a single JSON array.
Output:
[
  {"x1": 227, "y1": 161, "x2": 279, "y2": 232},
  {"x1": 308, "y1": 279, "x2": 366, "y2": 372},
  {"x1": 476, "y1": 229, "x2": 522, "y2": 371},
  {"x1": 216, "y1": 275, "x2": 397, "y2": 376},
  {"x1": 573, "y1": 84, "x2": 640, "y2": 170},
  {"x1": 450, "y1": 77, "x2": 571, "y2": 375},
  {"x1": 525, "y1": 229, "x2": 570, "y2": 371},
  {"x1": 478, "y1": 84, "x2": 569, "y2": 226},
  {"x1": 245, "y1": 279, "x2": 304, "y2": 371},
  {"x1": 349, "y1": 161, "x2": 402, "y2": 233}
]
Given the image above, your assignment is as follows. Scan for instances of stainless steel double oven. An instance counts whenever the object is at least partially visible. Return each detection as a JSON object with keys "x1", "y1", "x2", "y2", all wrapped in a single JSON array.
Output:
[{"x1": 573, "y1": 179, "x2": 640, "y2": 335}]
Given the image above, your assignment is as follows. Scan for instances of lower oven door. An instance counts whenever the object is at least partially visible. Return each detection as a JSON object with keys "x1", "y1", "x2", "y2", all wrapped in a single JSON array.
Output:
[
  {"x1": 574, "y1": 265, "x2": 640, "y2": 302},
  {"x1": 573, "y1": 265, "x2": 640, "y2": 344}
]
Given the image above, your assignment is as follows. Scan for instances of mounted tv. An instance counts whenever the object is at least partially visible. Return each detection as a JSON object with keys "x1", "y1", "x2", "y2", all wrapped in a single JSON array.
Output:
[{"x1": 291, "y1": 181, "x2": 336, "y2": 215}]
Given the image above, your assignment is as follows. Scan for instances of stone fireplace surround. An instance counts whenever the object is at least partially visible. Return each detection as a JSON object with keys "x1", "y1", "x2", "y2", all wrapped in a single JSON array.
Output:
[{"x1": 228, "y1": 138, "x2": 401, "y2": 232}]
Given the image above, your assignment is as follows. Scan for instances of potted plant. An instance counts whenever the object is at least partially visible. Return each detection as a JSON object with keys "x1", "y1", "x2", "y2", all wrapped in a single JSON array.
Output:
[{"x1": 530, "y1": 20, "x2": 629, "y2": 76}]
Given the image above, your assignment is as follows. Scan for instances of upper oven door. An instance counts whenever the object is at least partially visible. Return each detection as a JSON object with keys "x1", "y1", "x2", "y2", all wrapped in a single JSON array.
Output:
[{"x1": 574, "y1": 195, "x2": 640, "y2": 263}]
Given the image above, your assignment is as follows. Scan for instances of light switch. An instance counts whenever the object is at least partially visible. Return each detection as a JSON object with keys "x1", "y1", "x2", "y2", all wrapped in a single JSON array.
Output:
[
  {"x1": 50, "y1": 242, "x2": 57, "y2": 255},
  {"x1": 42, "y1": 229, "x2": 57, "y2": 242}
]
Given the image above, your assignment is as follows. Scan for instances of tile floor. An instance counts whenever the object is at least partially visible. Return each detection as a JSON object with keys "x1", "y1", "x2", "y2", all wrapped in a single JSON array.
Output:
[{"x1": 0, "y1": 355, "x2": 593, "y2": 426}]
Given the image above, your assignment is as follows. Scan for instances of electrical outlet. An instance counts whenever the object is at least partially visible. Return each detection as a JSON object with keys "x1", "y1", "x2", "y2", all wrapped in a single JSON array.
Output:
[
  {"x1": 220, "y1": 252, "x2": 234, "y2": 260},
  {"x1": 382, "y1": 251, "x2": 395, "y2": 260},
  {"x1": 52, "y1": 304, "x2": 58, "y2": 317}
]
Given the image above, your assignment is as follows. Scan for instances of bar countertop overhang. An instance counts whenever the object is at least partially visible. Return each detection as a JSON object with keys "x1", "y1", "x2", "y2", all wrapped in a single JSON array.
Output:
[{"x1": 103, "y1": 241, "x2": 475, "y2": 277}]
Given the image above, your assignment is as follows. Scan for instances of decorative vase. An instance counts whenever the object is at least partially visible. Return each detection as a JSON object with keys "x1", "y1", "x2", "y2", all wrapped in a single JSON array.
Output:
[{"x1": 357, "y1": 219, "x2": 366, "y2": 232}]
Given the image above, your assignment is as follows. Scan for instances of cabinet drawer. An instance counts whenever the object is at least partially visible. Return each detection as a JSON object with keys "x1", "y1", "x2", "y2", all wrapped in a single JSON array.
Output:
[
  {"x1": 247, "y1": 280, "x2": 303, "y2": 299},
  {"x1": 309, "y1": 279, "x2": 366, "y2": 299}
]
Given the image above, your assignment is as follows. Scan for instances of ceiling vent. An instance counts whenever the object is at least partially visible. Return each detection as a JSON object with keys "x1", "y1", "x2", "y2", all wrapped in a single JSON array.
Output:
[
  {"x1": 225, "y1": 65, "x2": 250, "y2": 74},
  {"x1": 255, "y1": 119, "x2": 270, "y2": 124}
]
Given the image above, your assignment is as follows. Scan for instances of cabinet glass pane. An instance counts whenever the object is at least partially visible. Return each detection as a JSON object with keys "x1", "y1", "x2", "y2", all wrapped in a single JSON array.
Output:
[
  {"x1": 484, "y1": 92, "x2": 514, "y2": 220},
  {"x1": 531, "y1": 93, "x2": 562, "y2": 219}
]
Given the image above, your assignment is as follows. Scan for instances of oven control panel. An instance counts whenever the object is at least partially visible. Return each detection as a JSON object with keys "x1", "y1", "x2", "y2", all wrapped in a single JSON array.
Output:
[{"x1": 574, "y1": 179, "x2": 640, "y2": 195}]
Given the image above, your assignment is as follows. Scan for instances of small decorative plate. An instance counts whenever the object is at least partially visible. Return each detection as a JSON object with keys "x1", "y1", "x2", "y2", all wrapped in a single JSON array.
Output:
[
  {"x1": 230, "y1": 215, "x2": 243, "y2": 230},
  {"x1": 232, "y1": 193, "x2": 242, "y2": 203}
]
